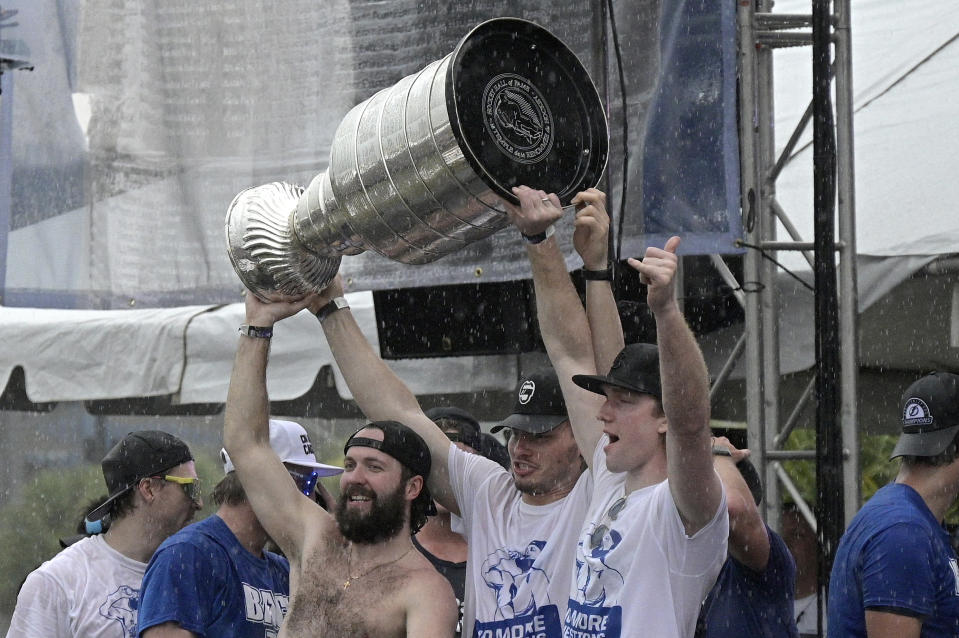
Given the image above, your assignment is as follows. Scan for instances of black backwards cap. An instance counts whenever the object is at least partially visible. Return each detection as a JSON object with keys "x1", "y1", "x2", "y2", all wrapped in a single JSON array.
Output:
[
  {"x1": 87, "y1": 430, "x2": 193, "y2": 521},
  {"x1": 891, "y1": 372, "x2": 959, "y2": 459},
  {"x1": 572, "y1": 343, "x2": 662, "y2": 398},
  {"x1": 344, "y1": 421, "x2": 436, "y2": 516}
]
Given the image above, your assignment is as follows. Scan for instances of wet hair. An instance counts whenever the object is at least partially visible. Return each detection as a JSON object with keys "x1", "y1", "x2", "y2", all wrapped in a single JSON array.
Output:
[
  {"x1": 212, "y1": 472, "x2": 247, "y2": 507},
  {"x1": 107, "y1": 488, "x2": 138, "y2": 520},
  {"x1": 402, "y1": 464, "x2": 431, "y2": 534}
]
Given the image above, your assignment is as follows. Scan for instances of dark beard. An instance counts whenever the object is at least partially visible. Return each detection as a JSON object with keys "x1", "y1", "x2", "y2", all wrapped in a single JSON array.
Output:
[{"x1": 335, "y1": 482, "x2": 407, "y2": 544}]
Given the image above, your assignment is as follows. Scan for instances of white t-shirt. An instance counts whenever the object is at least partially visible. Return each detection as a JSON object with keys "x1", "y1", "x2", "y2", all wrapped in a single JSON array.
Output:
[
  {"x1": 563, "y1": 436, "x2": 729, "y2": 638},
  {"x1": 7, "y1": 535, "x2": 147, "y2": 638},
  {"x1": 794, "y1": 592, "x2": 825, "y2": 637},
  {"x1": 448, "y1": 443, "x2": 593, "y2": 638}
]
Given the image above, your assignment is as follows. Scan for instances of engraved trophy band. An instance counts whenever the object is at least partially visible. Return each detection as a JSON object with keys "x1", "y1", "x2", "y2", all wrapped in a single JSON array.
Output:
[{"x1": 226, "y1": 17, "x2": 609, "y2": 301}]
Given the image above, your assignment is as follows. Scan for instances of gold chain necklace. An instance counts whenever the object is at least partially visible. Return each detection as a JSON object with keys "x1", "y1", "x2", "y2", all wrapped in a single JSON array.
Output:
[{"x1": 342, "y1": 542, "x2": 415, "y2": 589}]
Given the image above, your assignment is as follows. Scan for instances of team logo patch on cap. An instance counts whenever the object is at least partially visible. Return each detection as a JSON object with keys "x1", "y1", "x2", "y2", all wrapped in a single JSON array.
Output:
[
  {"x1": 903, "y1": 398, "x2": 934, "y2": 426},
  {"x1": 518, "y1": 380, "x2": 536, "y2": 404}
]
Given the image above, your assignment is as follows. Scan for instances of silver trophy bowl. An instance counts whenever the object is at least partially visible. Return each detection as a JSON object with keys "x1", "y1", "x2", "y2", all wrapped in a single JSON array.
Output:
[{"x1": 226, "y1": 17, "x2": 608, "y2": 301}]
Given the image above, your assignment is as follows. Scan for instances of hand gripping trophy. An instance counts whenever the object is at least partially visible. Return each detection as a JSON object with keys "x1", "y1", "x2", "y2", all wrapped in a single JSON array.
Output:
[{"x1": 226, "y1": 18, "x2": 608, "y2": 300}]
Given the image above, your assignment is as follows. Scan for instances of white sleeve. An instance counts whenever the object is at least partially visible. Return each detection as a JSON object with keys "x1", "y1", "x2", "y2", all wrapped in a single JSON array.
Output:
[
  {"x1": 6, "y1": 569, "x2": 72, "y2": 638},
  {"x1": 654, "y1": 478, "x2": 729, "y2": 576},
  {"x1": 447, "y1": 444, "x2": 514, "y2": 536}
]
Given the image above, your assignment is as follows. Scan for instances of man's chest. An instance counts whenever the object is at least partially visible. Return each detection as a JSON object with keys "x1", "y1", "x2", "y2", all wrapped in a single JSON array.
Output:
[{"x1": 283, "y1": 551, "x2": 410, "y2": 638}]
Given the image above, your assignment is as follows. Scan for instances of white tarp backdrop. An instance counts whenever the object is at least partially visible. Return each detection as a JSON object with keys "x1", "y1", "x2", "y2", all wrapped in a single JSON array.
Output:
[
  {"x1": 2, "y1": 0, "x2": 742, "y2": 308},
  {"x1": 2, "y1": 0, "x2": 958, "y2": 404}
]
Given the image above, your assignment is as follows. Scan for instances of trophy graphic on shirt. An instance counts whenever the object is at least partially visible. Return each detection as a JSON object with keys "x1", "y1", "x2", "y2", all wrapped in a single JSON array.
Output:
[{"x1": 226, "y1": 17, "x2": 608, "y2": 301}]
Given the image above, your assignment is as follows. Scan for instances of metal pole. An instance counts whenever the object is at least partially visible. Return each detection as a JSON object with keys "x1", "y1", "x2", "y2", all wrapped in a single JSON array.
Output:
[
  {"x1": 737, "y1": 0, "x2": 767, "y2": 520},
  {"x1": 812, "y1": 1, "x2": 844, "y2": 628},
  {"x1": 757, "y1": 0, "x2": 782, "y2": 527},
  {"x1": 0, "y1": 72, "x2": 12, "y2": 304},
  {"x1": 833, "y1": 0, "x2": 860, "y2": 528}
]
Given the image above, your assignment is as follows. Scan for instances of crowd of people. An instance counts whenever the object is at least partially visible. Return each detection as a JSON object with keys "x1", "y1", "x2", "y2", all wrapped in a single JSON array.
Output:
[{"x1": 7, "y1": 187, "x2": 959, "y2": 637}]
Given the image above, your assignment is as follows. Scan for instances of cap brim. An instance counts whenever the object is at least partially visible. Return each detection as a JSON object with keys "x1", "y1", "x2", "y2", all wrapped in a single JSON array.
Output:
[
  {"x1": 491, "y1": 412, "x2": 567, "y2": 434},
  {"x1": 306, "y1": 462, "x2": 344, "y2": 477},
  {"x1": 572, "y1": 373, "x2": 655, "y2": 397},
  {"x1": 85, "y1": 486, "x2": 132, "y2": 522},
  {"x1": 890, "y1": 424, "x2": 959, "y2": 459},
  {"x1": 286, "y1": 459, "x2": 344, "y2": 477}
]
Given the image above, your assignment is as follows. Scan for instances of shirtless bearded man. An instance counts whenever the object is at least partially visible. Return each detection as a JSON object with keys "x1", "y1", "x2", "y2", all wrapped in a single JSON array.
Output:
[{"x1": 223, "y1": 292, "x2": 457, "y2": 638}]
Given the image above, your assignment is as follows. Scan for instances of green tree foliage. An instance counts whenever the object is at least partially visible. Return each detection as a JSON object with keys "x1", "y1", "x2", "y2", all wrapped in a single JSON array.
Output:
[
  {"x1": 782, "y1": 428, "x2": 900, "y2": 506},
  {"x1": 0, "y1": 463, "x2": 105, "y2": 615},
  {"x1": 0, "y1": 451, "x2": 221, "y2": 618}
]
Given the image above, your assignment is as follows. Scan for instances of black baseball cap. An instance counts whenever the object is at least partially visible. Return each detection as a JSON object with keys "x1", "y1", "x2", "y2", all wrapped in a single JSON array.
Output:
[
  {"x1": 572, "y1": 343, "x2": 661, "y2": 399},
  {"x1": 490, "y1": 370, "x2": 569, "y2": 434},
  {"x1": 425, "y1": 407, "x2": 481, "y2": 434},
  {"x1": 87, "y1": 430, "x2": 194, "y2": 521},
  {"x1": 426, "y1": 406, "x2": 483, "y2": 451},
  {"x1": 891, "y1": 372, "x2": 959, "y2": 459}
]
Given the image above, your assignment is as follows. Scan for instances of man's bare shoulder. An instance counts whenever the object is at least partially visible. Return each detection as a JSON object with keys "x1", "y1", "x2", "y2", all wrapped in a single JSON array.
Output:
[
  {"x1": 400, "y1": 551, "x2": 459, "y2": 637},
  {"x1": 405, "y1": 548, "x2": 457, "y2": 596}
]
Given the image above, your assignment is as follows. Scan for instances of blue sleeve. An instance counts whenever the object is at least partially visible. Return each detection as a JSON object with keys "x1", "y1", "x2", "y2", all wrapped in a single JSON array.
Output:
[
  {"x1": 860, "y1": 522, "x2": 937, "y2": 617},
  {"x1": 138, "y1": 540, "x2": 227, "y2": 637},
  {"x1": 763, "y1": 528, "x2": 797, "y2": 590},
  {"x1": 728, "y1": 526, "x2": 795, "y2": 588}
]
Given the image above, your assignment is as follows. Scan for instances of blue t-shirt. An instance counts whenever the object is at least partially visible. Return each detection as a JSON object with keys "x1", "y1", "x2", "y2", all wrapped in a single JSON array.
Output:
[
  {"x1": 696, "y1": 524, "x2": 798, "y2": 638},
  {"x1": 828, "y1": 482, "x2": 959, "y2": 638},
  {"x1": 138, "y1": 514, "x2": 290, "y2": 637}
]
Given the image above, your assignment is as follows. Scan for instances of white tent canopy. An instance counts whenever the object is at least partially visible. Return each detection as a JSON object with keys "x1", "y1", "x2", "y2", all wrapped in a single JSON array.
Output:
[
  {"x1": 0, "y1": 291, "x2": 517, "y2": 404},
  {"x1": 775, "y1": 0, "x2": 959, "y2": 289}
]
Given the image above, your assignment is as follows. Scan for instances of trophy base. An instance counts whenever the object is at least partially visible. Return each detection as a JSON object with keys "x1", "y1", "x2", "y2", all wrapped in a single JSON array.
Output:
[{"x1": 225, "y1": 182, "x2": 342, "y2": 302}]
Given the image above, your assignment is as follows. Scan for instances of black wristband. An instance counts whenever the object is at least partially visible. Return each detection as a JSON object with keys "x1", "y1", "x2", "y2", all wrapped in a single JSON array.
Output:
[
  {"x1": 239, "y1": 324, "x2": 273, "y2": 339},
  {"x1": 582, "y1": 263, "x2": 614, "y2": 281},
  {"x1": 521, "y1": 225, "x2": 555, "y2": 245},
  {"x1": 314, "y1": 296, "x2": 349, "y2": 322}
]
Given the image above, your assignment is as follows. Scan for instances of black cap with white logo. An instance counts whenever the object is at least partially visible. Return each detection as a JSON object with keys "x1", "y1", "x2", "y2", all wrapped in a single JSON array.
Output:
[
  {"x1": 491, "y1": 370, "x2": 568, "y2": 434},
  {"x1": 890, "y1": 372, "x2": 959, "y2": 459}
]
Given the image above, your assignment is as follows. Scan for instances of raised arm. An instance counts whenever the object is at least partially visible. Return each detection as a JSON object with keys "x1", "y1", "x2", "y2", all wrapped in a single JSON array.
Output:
[
  {"x1": 571, "y1": 189, "x2": 625, "y2": 376},
  {"x1": 505, "y1": 186, "x2": 605, "y2": 461},
  {"x1": 630, "y1": 237, "x2": 722, "y2": 533},
  {"x1": 711, "y1": 437, "x2": 769, "y2": 571},
  {"x1": 310, "y1": 277, "x2": 458, "y2": 514},
  {"x1": 223, "y1": 293, "x2": 328, "y2": 561}
]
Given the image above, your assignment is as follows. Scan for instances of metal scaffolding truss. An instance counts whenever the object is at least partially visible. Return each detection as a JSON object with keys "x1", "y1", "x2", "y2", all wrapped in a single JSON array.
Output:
[{"x1": 712, "y1": 0, "x2": 860, "y2": 539}]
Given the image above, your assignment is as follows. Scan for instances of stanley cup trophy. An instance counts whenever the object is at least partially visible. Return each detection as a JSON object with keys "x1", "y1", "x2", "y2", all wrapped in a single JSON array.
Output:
[{"x1": 226, "y1": 18, "x2": 608, "y2": 301}]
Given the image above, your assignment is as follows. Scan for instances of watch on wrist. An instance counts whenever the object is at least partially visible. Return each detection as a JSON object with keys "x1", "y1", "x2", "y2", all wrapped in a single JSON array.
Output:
[
  {"x1": 582, "y1": 262, "x2": 614, "y2": 281},
  {"x1": 314, "y1": 296, "x2": 350, "y2": 322},
  {"x1": 239, "y1": 324, "x2": 273, "y2": 339},
  {"x1": 521, "y1": 225, "x2": 555, "y2": 245}
]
